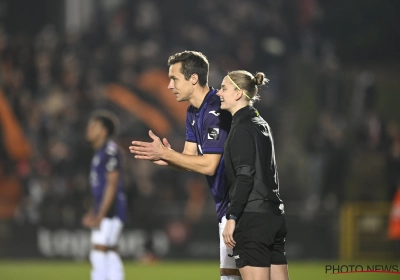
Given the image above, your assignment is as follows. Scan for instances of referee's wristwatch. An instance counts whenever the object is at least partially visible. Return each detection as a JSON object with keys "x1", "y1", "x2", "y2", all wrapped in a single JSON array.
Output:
[{"x1": 226, "y1": 214, "x2": 237, "y2": 221}]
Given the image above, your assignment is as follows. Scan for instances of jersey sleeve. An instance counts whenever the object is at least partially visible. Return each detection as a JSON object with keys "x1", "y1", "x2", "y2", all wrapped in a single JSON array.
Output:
[
  {"x1": 185, "y1": 107, "x2": 196, "y2": 143},
  {"x1": 104, "y1": 143, "x2": 121, "y2": 172},
  {"x1": 201, "y1": 105, "x2": 231, "y2": 154},
  {"x1": 226, "y1": 125, "x2": 256, "y2": 218}
]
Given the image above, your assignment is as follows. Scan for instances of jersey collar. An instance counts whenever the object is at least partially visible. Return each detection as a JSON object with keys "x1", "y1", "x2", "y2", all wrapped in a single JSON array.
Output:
[
  {"x1": 195, "y1": 87, "x2": 216, "y2": 111},
  {"x1": 232, "y1": 106, "x2": 257, "y2": 124}
]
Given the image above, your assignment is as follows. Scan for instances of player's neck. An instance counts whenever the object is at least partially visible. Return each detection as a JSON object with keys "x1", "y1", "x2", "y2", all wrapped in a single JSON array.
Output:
[
  {"x1": 190, "y1": 85, "x2": 210, "y2": 109},
  {"x1": 93, "y1": 137, "x2": 107, "y2": 150}
]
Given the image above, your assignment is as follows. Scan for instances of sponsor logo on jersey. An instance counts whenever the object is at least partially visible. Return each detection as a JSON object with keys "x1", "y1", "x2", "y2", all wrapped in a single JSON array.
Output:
[{"x1": 209, "y1": 110, "x2": 220, "y2": 116}]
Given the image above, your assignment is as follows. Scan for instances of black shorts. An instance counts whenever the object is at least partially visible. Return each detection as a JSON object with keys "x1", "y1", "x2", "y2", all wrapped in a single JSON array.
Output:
[{"x1": 232, "y1": 212, "x2": 288, "y2": 268}]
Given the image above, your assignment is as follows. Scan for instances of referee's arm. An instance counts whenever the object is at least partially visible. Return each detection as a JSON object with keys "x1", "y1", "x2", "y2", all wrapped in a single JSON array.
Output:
[{"x1": 226, "y1": 126, "x2": 256, "y2": 218}]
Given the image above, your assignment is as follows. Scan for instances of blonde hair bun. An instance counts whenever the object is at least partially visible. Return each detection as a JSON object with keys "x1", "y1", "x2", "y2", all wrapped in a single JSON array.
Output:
[{"x1": 253, "y1": 72, "x2": 268, "y2": 86}]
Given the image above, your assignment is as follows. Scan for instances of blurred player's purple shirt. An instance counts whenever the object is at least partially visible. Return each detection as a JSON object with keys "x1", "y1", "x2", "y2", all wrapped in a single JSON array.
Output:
[
  {"x1": 90, "y1": 140, "x2": 127, "y2": 222},
  {"x1": 186, "y1": 88, "x2": 231, "y2": 222}
]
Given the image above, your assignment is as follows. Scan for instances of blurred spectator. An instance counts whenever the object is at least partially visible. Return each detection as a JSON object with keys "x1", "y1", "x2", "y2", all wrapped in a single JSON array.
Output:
[
  {"x1": 388, "y1": 183, "x2": 400, "y2": 258},
  {"x1": 305, "y1": 111, "x2": 347, "y2": 210},
  {"x1": 387, "y1": 122, "x2": 400, "y2": 200}
]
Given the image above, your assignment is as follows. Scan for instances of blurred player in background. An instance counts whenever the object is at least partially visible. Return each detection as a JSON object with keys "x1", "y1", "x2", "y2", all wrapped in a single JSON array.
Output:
[
  {"x1": 219, "y1": 71, "x2": 289, "y2": 280},
  {"x1": 129, "y1": 51, "x2": 242, "y2": 280},
  {"x1": 83, "y1": 110, "x2": 127, "y2": 280}
]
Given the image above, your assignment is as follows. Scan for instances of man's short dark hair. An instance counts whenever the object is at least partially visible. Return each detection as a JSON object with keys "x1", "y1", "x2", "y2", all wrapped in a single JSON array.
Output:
[
  {"x1": 167, "y1": 50, "x2": 209, "y2": 86},
  {"x1": 90, "y1": 110, "x2": 119, "y2": 138}
]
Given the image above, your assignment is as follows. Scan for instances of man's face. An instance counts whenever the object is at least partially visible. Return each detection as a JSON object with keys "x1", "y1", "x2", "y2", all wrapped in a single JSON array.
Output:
[
  {"x1": 86, "y1": 119, "x2": 104, "y2": 144},
  {"x1": 168, "y1": 62, "x2": 194, "y2": 102}
]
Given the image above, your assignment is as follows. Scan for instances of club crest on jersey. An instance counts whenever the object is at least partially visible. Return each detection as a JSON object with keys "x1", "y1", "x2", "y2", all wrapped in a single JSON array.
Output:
[{"x1": 207, "y1": 128, "x2": 220, "y2": 140}]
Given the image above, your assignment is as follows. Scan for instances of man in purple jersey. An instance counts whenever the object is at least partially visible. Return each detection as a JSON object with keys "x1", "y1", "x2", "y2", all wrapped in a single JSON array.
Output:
[
  {"x1": 129, "y1": 51, "x2": 241, "y2": 280},
  {"x1": 83, "y1": 110, "x2": 127, "y2": 280}
]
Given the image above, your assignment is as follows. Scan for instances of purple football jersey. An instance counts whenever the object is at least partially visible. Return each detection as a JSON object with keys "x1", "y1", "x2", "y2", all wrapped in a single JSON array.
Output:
[
  {"x1": 186, "y1": 88, "x2": 231, "y2": 222},
  {"x1": 89, "y1": 140, "x2": 127, "y2": 222}
]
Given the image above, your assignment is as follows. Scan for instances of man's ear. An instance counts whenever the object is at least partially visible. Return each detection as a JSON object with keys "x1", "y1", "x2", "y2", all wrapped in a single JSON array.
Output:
[{"x1": 191, "y1": 74, "x2": 199, "y2": 85}]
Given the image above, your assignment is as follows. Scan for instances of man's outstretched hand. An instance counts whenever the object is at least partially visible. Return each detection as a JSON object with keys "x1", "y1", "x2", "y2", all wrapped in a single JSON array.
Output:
[{"x1": 129, "y1": 130, "x2": 171, "y2": 166}]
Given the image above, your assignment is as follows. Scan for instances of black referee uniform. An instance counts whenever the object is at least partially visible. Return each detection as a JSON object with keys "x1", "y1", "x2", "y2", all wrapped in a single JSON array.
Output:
[{"x1": 224, "y1": 106, "x2": 287, "y2": 268}]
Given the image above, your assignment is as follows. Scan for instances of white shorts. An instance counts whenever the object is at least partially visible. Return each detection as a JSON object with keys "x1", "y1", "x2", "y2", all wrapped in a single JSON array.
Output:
[
  {"x1": 219, "y1": 216, "x2": 237, "y2": 269},
  {"x1": 91, "y1": 217, "x2": 123, "y2": 247}
]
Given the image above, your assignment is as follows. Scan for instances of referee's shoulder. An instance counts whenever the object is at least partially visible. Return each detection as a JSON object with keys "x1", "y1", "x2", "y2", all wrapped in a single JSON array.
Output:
[{"x1": 233, "y1": 121, "x2": 252, "y2": 134}]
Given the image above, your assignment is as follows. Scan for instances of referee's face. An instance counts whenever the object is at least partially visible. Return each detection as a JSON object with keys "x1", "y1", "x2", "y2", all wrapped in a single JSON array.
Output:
[
  {"x1": 218, "y1": 76, "x2": 237, "y2": 112},
  {"x1": 168, "y1": 63, "x2": 193, "y2": 102}
]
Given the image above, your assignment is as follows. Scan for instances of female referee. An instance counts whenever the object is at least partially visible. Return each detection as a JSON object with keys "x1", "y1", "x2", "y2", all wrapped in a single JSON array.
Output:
[{"x1": 219, "y1": 70, "x2": 289, "y2": 280}]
